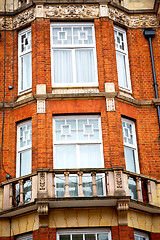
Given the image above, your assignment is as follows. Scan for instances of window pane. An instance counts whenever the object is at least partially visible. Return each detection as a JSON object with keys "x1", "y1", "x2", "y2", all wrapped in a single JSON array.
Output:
[
  {"x1": 124, "y1": 146, "x2": 136, "y2": 172},
  {"x1": 21, "y1": 53, "x2": 32, "y2": 91},
  {"x1": 60, "y1": 235, "x2": 70, "y2": 240},
  {"x1": 72, "y1": 234, "x2": 83, "y2": 240},
  {"x1": 85, "y1": 234, "x2": 96, "y2": 240},
  {"x1": 24, "y1": 180, "x2": 31, "y2": 203},
  {"x1": 76, "y1": 49, "x2": 95, "y2": 83},
  {"x1": 55, "y1": 145, "x2": 76, "y2": 168},
  {"x1": 56, "y1": 176, "x2": 65, "y2": 197},
  {"x1": 69, "y1": 176, "x2": 78, "y2": 197},
  {"x1": 53, "y1": 50, "x2": 73, "y2": 83},
  {"x1": 96, "y1": 175, "x2": 104, "y2": 196},
  {"x1": 83, "y1": 175, "x2": 93, "y2": 196},
  {"x1": 116, "y1": 52, "x2": 127, "y2": 89},
  {"x1": 79, "y1": 145, "x2": 101, "y2": 168},
  {"x1": 128, "y1": 177, "x2": 137, "y2": 200},
  {"x1": 20, "y1": 149, "x2": 31, "y2": 176},
  {"x1": 97, "y1": 233, "x2": 109, "y2": 240}
]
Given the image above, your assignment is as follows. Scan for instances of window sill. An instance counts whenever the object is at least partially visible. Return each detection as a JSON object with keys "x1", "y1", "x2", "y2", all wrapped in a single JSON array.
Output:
[
  {"x1": 119, "y1": 88, "x2": 134, "y2": 99},
  {"x1": 52, "y1": 86, "x2": 99, "y2": 94},
  {"x1": 16, "y1": 90, "x2": 32, "y2": 102}
]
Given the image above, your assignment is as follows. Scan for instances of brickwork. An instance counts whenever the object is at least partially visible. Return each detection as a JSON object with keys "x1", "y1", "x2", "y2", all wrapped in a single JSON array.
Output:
[
  {"x1": 33, "y1": 228, "x2": 56, "y2": 240},
  {"x1": 150, "y1": 232, "x2": 160, "y2": 240},
  {"x1": 111, "y1": 226, "x2": 134, "y2": 240}
]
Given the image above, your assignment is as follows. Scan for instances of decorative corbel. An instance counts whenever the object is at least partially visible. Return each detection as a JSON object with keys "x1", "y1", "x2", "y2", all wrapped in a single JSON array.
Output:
[{"x1": 117, "y1": 200, "x2": 129, "y2": 225}]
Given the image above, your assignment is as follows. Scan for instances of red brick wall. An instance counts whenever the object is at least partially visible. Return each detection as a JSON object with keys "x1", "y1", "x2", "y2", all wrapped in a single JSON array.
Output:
[
  {"x1": 111, "y1": 226, "x2": 134, "y2": 240},
  {"x1": 33, "y1": 228, "x2": 56, "y2": 240},
  {"x1": 150, "y1": 232, "x2": 160, "y2": 240}
]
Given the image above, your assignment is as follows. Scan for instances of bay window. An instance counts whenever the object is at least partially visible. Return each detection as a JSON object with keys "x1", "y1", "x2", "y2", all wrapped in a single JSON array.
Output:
[
  {"x1": 53, "y1": 115, "x2": 104, "y2": 197},
  {"x1": 18, "y1": 27, "x2": 32, "y2": 94},
  {"x1": 51, "y1": 23, "x2": 98, "y2": 86},
  {"x1": 122, "y1": 118, "x2": 140, "y2": 199},
  {"x1": 114, "y1": 26, "x2": 131, "y2": 91},
  {"x1": 57, "y1": 228, "x2": 112, "y2": 240}
]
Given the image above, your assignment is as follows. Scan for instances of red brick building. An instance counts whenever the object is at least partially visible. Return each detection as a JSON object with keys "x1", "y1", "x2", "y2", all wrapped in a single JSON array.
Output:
[{"x1": 0, "y1": 0, "x2": 160, "y2": 239}]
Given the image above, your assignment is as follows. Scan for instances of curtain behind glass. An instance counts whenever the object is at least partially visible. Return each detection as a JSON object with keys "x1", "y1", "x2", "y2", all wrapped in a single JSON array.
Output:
[
  {"x1": 79, "y1": 144, "x2": 101, "y2": 168},
  {"x1": 53, "y1": 50, "x2": 73, "y2": 83},
  {"x1": 116, "y1": 52, "x2": 127, "y2": 88},
  {"x1": 76, "y1": 49, "x2": 95, "y2": 83},
  {"x1": 20, "y1": 149, "x2": 31, "y2": 176},
  {"x1": 124, "y1": 146, "x2": 136, "y2": 172},
  {"x1": 21, "y1": 53, "x2": 31, "y2": 91}
]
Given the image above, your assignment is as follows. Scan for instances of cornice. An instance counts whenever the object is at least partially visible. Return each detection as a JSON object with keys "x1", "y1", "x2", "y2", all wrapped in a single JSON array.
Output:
[{"x1": 0, "y1": 2, "x2": 159, "y2": 30}]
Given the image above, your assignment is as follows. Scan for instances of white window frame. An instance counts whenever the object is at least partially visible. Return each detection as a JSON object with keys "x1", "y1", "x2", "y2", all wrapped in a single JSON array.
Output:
[
  {"x1": 122, "y1": 118, "x2": 140, "y2": 173},
  {"x1": 50, "y1": 22, "x2": 98, "y2": 87},
  {"x1": 114, "y1": 26, "x2": 131, "y2": 92},
  {"x1": 53, "y1": 115, "x2": 104, "y2": 169},
  {"x1": 16, "y1": 120, "x2": 32, "y2": 177},
  {"x1": 18, "y1": 27, "x2": 32, "y2": 94},
  {"x1": 134, "y1": 230, "x2": 149, "y2": 240},
  {"x1": 16, "y1": 233, "x2": 33, "y2": 240},
  {"x1": 57, "y1": 228, "x2": 112, "y2": 240}
]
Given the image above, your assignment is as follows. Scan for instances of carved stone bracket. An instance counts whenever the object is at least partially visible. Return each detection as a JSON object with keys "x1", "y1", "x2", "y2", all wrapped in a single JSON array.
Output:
[
  {"x1": 37, "y1": 203, "x2": 49, "y2": 215},
  {"x1": 117, "y1": 200, "x2": 129, "y2": 225}
]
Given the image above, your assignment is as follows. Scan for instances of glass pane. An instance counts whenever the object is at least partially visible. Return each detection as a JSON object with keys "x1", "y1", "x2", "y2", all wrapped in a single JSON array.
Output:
[
  {"x1": 20, "y1": 149, "x2": 31, "y2": 176},
  {"x1": 53, "y1": 50, "x2": 73, "y2": 84},
  {"x1": 89, "y1": 119, "x2": 99, "y2": 128},
  {"x1": 83, "y1": 175, "x2": 92, "y2": 196},
  {"x1": 24, "y1": 180, "x2": 31, "y2": 203},
  {"x1": 72, "y1": 234, "x2": 83, "y2": 240},
  {"x1": 60, "y1": 235, "x2": 70, "y2": 240},
  {"x1": 97, "y1": 233, "x2": 108, "y2": 240},
  {"x1": 134, "y1": 236, "x2": 139, "y2": 240},
  {"x1": 76, "y1": 49, "x2": 95, "y2": 83},
  {"x1": 55, "y1": 145, "x2": 76, "y2": 168},
  {"x1": 66, "y1": 120, "x2": 76, "y2": 129},
  {"x1": 20, "y1": 123, "x2": 31, "y2": 148},
  {"x1": 128, "y1": 177, "x2": 137, "y2": 200},
  {"x1": 124, "y1": 146, "x2": 136, "y2": 172},
  {"x1": 69, "y1": 176, "x2": 78, "y2": 197},
  {"x1": 96, "y1": 175, "x2": 104, "y2": 196},
  {"x1": 21, "y1": 53, "x2": 32, "y2": 91},
  {"x1": 116, "y1": 52, "x2": 127, "y2": 89},
  {"x1": 78, "y1": 119, "x2": 87, "y2": 129},
  {"x1": 79, "y1": 145, "x2": 101, "y2": 168},
  {"x1": 90, "y1": 129, "x2": 99, "y2": 140},
  {"x1": 55, "y1": 120, "x2": 65, "y2": 130},
  {"x1": 85, "y1": 234, "x2": 96, "y2": 240},
  {"x1": 56, "y1": 176, "x2": 65, "y2": 197}
]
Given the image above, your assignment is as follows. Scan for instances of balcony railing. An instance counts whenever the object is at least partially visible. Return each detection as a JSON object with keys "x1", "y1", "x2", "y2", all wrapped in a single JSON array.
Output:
[{"x1": 1, "y1": 168, "x2": 160, "y2": 211}]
